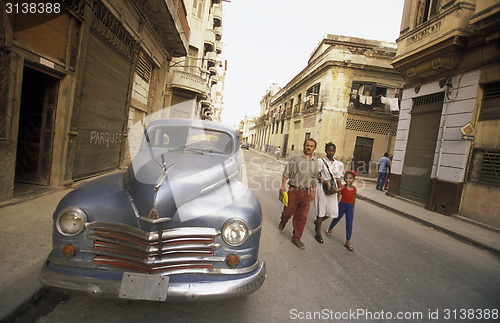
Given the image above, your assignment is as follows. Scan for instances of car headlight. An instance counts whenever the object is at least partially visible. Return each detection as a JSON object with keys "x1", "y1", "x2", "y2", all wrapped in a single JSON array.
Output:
[
  {"x1": 56, "y1": 208, "x2": 87, "y2": 236},
  {"x1": 221, "y1": 219, "x2": 249, "y2": 246}
]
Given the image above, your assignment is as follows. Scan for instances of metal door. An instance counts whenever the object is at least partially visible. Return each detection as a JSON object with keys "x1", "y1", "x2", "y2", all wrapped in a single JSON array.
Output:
[
  {"x1": 400, "y1": 92, "x2": 444, "y2": 203},
  {"x1": 353, "y1": 137, "x2": 374, "y2": 174},
  {"x1": 72, "y1": 32, "x2": 133, "y2": 180}
]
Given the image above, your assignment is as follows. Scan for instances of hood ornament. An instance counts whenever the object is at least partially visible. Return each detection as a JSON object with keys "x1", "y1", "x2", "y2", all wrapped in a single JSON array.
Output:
[{"x1": 139, "y1": 208, "x2": 171, "y2": 224}]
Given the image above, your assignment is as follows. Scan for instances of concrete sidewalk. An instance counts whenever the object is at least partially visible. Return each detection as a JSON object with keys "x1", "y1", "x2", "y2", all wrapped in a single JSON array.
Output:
[
  {"x1": 1, "y1": 150, "x2": 499, "y2": 321},
  {"x1": 0, "y1": 188, "x2": 70, "y2": 322},
  {"x1": 355, "y1": 177, "x2": 500, "y2": 256}
]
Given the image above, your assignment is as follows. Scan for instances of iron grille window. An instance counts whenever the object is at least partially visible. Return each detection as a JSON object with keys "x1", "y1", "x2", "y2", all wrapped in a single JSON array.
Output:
[
  {"x1": 136, "y1": 51, "x2": 152, "y2": 83},
  {"x1": 469, "y1": 149, "x2": 500, "y2": 188},
  {"x1": 480, "y1": 81, "x2": 500, "y2": 121},
  {"x1": 411, "y1": 92, "x2": 445, "y2": 114},
  {"x1": 345, "y1": 119, "x2": 393, "y2": 135}
]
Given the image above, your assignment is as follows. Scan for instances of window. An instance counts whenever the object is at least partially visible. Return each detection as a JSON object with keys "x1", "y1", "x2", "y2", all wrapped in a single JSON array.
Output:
[
  {"x1": 469, "y1": 148, "x2": 500, "y2": 188},
  {"x1": 480, "y1": 81, "x2": 500, "y2": 121},
  {"x1": 184, "y1": 47, "x2": 200, "y2": 74},
  {"x1": 306, "y1": 83, "x2": 320, "y2": 97},
  {"x1": 417, "y1": 0, "x2": 440, "y2": 25},
  {"x1": 136, "y1": 51, "x2": 153, "y2": 83},
  {"x1": 193, "y1": 0, "x2": 205, "y2": 19},
  {"x1": 349, "y1": 81, "x2": 397, "y2": 111},
  {"x1": 295, "y1": 94, "x2": 302, "y2": 113},
  {"x1": 305, "y1": 83, "x2": 320, "y2": 109}
]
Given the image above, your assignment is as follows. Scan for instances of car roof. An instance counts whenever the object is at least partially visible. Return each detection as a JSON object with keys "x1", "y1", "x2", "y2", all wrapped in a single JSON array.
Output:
[{"x1": 147, "y1": 119, "x2": 237, "y2": 137}]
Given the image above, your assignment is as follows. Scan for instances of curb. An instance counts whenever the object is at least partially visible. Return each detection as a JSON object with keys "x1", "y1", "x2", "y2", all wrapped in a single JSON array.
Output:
[{"x1": 356, "y1": 193, "x2": 500, "y2": 257}]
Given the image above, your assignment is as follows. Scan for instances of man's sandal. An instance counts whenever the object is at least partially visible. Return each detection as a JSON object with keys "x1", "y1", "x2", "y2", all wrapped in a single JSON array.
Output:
[{"x1": 325, "y1": 229, "x2": 332, "y2": 237}]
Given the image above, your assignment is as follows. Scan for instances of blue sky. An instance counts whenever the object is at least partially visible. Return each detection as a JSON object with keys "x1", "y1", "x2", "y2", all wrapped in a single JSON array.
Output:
[{"x1": 220, "y1": 0, "x2": 405, "y2": 127}]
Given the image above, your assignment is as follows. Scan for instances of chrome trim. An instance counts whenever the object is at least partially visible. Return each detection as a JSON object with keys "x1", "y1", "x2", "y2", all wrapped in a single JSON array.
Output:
[
  {"x1": 221, "y1": 219, "x2": 249, "y2": 246},
  {"x1": 56, "y1": 207, "x2": 88, "y2": 237},
  {"x1": 138, "y1": 216, "x2": 172, "y2": 224},
  {"x1": 200, "y1": 171, "x2": 238, "y2": 194},
  {"x1": 45, "y1": 257, "x2": 263, "y2": 276},
  {"x1": 249, "y1": 222, "x2": 263, "y2": 236},
  {"x1": 80, "y1": 222, "x2": 260, "y2": 275},
  {"x1": 82, "y1": 244, "x2": 222, "y2": 263},
  {"x1": 86, "y1": 234, "x2": 219, "y2": 254},
  {"x1": 40, "y1": 261, "x2": 266, "y2": 301},
  {"x1": 86, "y1": 222, "x2": 220, "y2": 241}
]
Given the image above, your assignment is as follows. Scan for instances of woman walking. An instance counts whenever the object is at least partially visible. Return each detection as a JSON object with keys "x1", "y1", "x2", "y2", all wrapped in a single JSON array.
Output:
[{"x1": 313, "y1": 142, "x2": 343, "y2": 244}]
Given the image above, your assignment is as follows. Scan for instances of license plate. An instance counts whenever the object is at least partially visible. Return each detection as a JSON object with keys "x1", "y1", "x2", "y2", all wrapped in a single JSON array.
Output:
[{"x1": 119, "y1": 272, "x2": 169, "y2": 301}]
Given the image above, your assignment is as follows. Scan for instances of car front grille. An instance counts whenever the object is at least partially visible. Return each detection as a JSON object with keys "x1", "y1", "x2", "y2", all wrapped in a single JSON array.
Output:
[{"x1": 86, "y1": 222, "x2": 222, "y2": 274}]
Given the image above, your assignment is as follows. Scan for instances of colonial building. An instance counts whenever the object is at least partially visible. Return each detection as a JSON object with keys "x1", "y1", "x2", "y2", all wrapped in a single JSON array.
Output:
[
  {"x1": 391, "y1": 0, "x2": 500, "y2": 229},
  {"x1": 254, "y1": 83, "x2": 281, "y2": 151},
  {"x1": 239, "y1": 116, "x2": 257, "y2": 146},
  {"x1": 254, "y1": 35, "x2": 404, "y2": 177},
  {"x1": 165, "y1": 0, "x2": 226, "y2": 121},
  {"x1": 0, "y1": 0, "x2": 189, "y2": 201}
]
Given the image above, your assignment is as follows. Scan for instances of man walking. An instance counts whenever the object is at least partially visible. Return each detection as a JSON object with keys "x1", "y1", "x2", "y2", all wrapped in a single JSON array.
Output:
[
  {"x1": 376, "y1": 152, "x2": 391, "y2": 191},
  {"x1": 279, "y1": 138, "x2": 319, "y2": 250}
]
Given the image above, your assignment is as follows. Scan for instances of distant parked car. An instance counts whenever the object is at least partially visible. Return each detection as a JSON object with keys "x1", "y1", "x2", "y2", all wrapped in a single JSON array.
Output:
[
  {"x1": 40, "y1": 119, "x2": 266, "y2": 301},
  {"x1": 241, "y1": 142, "x2": 249, "y2": 150}
]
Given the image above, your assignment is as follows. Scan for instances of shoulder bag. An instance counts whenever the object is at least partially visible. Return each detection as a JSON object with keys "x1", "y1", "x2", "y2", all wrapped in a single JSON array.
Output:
[{"x1": 321, "y1": 158, "x2": 337, "y2": 195}]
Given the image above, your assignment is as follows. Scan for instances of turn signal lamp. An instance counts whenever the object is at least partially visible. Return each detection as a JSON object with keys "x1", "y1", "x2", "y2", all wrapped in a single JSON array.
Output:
[
  {"x1": 225, "y1": 253, "x2": 240, "y2": 268},
  {"x1": 62, "y1": 244, "x2": 78, "y2": 258}
]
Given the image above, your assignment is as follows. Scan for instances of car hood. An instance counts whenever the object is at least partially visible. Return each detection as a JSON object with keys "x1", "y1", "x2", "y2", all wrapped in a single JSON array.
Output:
[{"x1": 126, "y1": 151, "x2": 240, "y2": 222}]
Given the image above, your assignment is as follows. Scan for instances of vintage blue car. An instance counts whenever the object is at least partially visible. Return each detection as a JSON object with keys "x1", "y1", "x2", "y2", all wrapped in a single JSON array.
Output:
[{"x1": 40, "y1": 119, "x2": 266, "y2": 301}]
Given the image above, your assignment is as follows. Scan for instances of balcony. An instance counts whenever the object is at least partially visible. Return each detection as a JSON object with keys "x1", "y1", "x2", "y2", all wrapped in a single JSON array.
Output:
[
  {"x1": 213, "y1": 5, "x2": 222, "y2": 27},
  {"x1": 392, "y1": 1, "x2": 476, "y2": 81},
  {"x1": 208, "y1": 66, "x2": 218, "y2": 76},
  {"x1": 216, "y1": 40, "x2": 223, "y2": 54},
  {"x1": 135, "y1": 0, "x2": 189, "y2": 56},
  {"x1": 170, "y1": 69, "x2": 210, "y2": 95},
  {"x1": 214, "y1": 26, "x2": 222, "y2": 41},
  {"x1": 204, "y1": 28, "x2": 216, "y2": 52},
  {"x1": 205, "y1": 51, "x2": 217, "y2": 67}
]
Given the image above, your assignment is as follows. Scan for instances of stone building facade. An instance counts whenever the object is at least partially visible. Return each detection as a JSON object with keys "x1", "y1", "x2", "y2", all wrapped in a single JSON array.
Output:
[
  {"x1": 164, "y1": 0, "x2": 226, "y2": 122},
  {"x1": 0, "y1": 0, "x2": 189, "y2": 201},
  {"x1": 254, "y1": 35, "x2": 404, "y2": 177},
  {"x1": 391, "y1": 0, "x2": 500, "y2": 229}
]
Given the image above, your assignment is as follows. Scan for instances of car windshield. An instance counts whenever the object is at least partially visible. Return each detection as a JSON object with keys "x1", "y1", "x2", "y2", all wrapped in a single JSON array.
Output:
[{"x1": 145, "y1": 126, "x2": 234, "y2": 155}]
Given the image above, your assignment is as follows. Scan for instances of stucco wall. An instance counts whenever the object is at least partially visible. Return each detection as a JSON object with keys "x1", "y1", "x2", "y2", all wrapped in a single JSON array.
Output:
[
  {"x1": 461, "y1": 183, "x2": 500, "y2": 230},
  {"x1": 393, "y1": 70, "x2": 480, "y2": 183}
]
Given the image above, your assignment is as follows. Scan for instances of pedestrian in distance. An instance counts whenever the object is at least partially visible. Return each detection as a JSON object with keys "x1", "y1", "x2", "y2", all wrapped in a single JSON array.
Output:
[
  {"x1": 376, "y1": 152, "x2": 391, "y2": 191},
  {"x1": 275, "y1": 146, "x2": 282, "y2": 159},
  {"x1": 279, "y1": 138, "x2": 319, "y2": 250},
  {"x1": 326, "y1": 170, "x2": 358, "y2": 251},
  {"x1": 313, "y1": 142, "x2": 343, "y2": 244}
]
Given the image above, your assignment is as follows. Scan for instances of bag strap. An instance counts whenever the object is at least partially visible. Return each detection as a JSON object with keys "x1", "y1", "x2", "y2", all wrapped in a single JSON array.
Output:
[{"x1": 321, "y1": 158, "x2": 335, "y2": 180}]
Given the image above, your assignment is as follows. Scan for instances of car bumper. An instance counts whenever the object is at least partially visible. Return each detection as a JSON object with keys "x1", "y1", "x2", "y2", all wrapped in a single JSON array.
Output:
[{"x1": 39, "y1": 261, "x2": 266, "y2": 301}]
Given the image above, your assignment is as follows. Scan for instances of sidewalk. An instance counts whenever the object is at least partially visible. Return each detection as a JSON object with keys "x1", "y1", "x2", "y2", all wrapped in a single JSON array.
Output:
[
  {"x1": 355, "y1": 176, "x2": 500, "y2": 256},
  {"x1": 255, "y1": 149, "x2": 500, "y2": 256},
  {"x1": 0, "y1": 188, "x2": 70, "y2": 322}
]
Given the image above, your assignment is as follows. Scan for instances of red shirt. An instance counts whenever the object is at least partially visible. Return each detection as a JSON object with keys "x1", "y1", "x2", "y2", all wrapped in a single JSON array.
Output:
[{"x1": 340, "y1": 185, "x2": 357, "y2": 204}]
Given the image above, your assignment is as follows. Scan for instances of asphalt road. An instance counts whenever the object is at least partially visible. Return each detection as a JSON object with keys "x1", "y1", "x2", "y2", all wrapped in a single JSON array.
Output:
[{"x1": 30, "y1": 151, "x2": 500, "y2": 322}]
